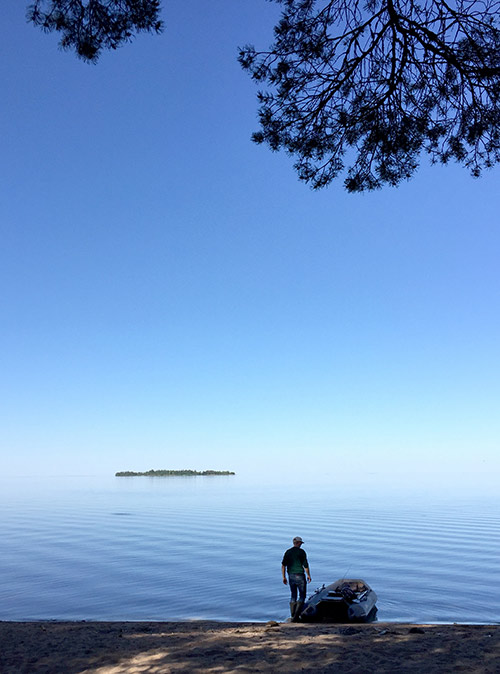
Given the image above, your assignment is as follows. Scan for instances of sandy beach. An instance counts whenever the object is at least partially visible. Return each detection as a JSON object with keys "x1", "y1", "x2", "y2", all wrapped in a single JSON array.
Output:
[{"x1": 0, "y1": 621, "x2": 498, "y2": 673}]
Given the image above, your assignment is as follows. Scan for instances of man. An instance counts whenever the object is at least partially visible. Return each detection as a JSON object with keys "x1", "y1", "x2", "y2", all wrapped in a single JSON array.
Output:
[{"x1": 282, "y1": 536, "x2": 311, "y2": 621}]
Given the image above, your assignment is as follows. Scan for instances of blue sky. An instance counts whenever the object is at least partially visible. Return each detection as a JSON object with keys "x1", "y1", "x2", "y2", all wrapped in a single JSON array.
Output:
[{"x1": 1, "y1": 1, "x2": 499, "y2": 486}]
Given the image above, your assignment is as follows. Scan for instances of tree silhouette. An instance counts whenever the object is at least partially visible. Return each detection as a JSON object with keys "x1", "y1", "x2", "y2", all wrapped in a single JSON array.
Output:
[
  {"x1": 27, "y1": 1, "x2": 500, "y2": 191},
  {"x1": 239, "y1": 0, "x2": 500, "y2": 191},
  {"x1": 27, "y1": 0, "x2": 162, "y2": 62}
]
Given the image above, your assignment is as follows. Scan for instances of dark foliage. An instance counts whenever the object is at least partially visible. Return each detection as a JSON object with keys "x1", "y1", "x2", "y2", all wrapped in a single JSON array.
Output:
[
  {"x1": 239, "y1": 0, "x2": 500, "y2": 191},
  {"x1": 27, "y1": 0, "x2": 163, "y2": 62}
]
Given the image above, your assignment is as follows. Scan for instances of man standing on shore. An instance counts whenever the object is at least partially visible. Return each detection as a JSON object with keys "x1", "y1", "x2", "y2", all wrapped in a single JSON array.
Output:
[{"x1": 282, "y1": 536, "x2": 311, "y2": 621}]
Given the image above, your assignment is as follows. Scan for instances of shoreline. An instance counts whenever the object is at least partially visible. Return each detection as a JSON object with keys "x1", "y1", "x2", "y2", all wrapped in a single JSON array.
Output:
[{"x1": 1, "y1": 621, "x2": 499, "y2": 673}]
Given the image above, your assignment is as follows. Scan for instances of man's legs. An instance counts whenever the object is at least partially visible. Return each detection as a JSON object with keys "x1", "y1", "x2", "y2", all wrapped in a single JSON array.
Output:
[
  {"x1": 297, "y1": 574, "x2": 307, "y2": 602},
  {"x1": 288, "y1": 573, "x2": 298, "y2": 617},
  {"x1": 289, "y1": 573, "x2": 306, "y2": 621}
]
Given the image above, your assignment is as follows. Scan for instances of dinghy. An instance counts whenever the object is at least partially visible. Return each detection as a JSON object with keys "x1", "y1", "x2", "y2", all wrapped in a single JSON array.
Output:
[{"x1": 298, "y1": 578, "x2": 377, "y2": 623}]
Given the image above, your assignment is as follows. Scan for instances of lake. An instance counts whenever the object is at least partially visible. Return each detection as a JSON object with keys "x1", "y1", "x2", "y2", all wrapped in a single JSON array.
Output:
[{"x1": 1, "y1": 475, "x2": 499, "y2": 624}]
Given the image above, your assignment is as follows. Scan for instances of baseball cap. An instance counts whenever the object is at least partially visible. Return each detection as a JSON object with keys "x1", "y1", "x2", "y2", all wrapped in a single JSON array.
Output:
[{"x1": 293, "y1": 536, "x2": 304, "y2": 543}]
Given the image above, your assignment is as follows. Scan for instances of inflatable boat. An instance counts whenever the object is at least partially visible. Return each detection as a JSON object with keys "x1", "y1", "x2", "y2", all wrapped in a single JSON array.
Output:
[{"x1": 299, "y1": 578, "x2": 377, "y2": 622}]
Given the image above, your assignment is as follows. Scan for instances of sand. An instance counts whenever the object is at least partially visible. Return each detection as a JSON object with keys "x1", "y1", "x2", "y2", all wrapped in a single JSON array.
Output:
[{"x1": 0, "y1": 621, "x2": 498, "y2": 673}]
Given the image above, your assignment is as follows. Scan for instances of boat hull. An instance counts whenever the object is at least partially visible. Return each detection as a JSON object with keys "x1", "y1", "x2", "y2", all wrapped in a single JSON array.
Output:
[{"x1": 299, "y1": 578, "x2": 377, "y2": 623}]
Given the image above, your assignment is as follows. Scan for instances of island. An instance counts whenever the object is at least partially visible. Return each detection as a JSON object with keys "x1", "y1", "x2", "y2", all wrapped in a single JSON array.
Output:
[{"x1": 115, "y1": 469, "x2": 235, "y2": 477}]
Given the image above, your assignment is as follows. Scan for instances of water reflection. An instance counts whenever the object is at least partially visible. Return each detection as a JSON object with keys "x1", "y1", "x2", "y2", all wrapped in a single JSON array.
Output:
[{"x1": 0, "y1": 475, "x2": 498, "y2": 623}]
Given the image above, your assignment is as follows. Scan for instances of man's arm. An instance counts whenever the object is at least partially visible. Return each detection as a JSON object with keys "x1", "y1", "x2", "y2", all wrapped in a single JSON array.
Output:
[
  {"x1": 282, "y1": 564, "x2": 287, "y2": 585},
  {"x1": 304, "y1": 565, "x2": 311, "y2": 583},
  {"x1": 301, "y1": 550, "x2": 311, "y2": 583}
]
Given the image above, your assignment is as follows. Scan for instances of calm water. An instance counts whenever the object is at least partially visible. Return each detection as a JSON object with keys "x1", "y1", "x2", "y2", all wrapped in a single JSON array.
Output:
[{"x1": 1, "y1": 475, "x2": 499, "y2": 624}]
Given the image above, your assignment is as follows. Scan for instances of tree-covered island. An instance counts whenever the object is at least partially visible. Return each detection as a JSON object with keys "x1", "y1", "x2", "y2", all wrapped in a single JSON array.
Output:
[{"x1": 115, "y1": 469, "x2": 235, "y2": 477}]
